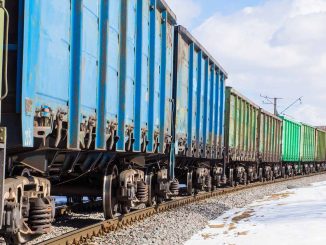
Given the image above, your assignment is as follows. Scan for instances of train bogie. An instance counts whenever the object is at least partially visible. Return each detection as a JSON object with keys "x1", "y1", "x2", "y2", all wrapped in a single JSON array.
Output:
[{"x1": 0, "y1": 174, "x2": 54, "y2": 244}]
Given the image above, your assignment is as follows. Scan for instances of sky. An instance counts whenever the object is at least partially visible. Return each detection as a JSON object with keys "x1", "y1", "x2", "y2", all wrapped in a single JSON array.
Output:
[{"x1": 165, "y1": 0, "x2": 326, "y2": 126}]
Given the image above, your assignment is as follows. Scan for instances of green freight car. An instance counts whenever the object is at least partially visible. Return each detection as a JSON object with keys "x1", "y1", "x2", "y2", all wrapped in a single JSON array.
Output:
[
  {"x1": 259, "y1": 109, "x2": 282, "y2": 163},
  {"x1": 224, "y1": 87, "x2": 259, "y2": 184},
  {"x1": 315, "y1": 128, "x2": 326, "y2": 169},
  {"x1": 225, "y1": 87, "x2": 283, "y2": 184},
  {"x1": 259, "y1": 109, "x2": 282, "y2": 179},
  {"x1": 280, "y1": 116, "x2": 301, "y2": 175},
  {"x1": 300, "y1": 123, "x2": 316, "y2": 173},
  {"x1": 225, "y1": 87, "x2": 259, "y2": 163}
]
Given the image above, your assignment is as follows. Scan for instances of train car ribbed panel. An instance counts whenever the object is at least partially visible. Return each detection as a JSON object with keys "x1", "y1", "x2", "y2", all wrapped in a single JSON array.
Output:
[
  {"x1": 224, "y1": 87, "x2": 259, "y2": 163},
  {"x1": 280, "y1": 116, "x2": 301, "y2": 162},
  {"x1": 22, "y1": 0, "x2": 71, "y2": 148},
  {"x1": 173, "y1": 25, "x2": 227, "y2": 160},
  {"x1": 315, "y1": 128, "x2": 326, "y2": 162},
  {"x1": 300, "y1": 123, "x2": 316, "y2": 162},
  {"x1": 19, "y1": 0, "x2": 176, "y2": 154},
  {"x1": 259, "y1": 110, "x2": 282, "y2": 163}
]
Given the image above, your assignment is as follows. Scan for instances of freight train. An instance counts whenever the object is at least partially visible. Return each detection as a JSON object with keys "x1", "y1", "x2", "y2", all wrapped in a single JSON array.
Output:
[{"x1": 0, "y1": 0, "x2": 325, "y2": 244}]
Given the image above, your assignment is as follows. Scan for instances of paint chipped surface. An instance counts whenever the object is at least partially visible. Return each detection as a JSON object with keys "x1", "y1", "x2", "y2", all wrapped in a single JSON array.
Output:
[{"x1": 185, "y1": 181, "x2": 326, "y2": 245}]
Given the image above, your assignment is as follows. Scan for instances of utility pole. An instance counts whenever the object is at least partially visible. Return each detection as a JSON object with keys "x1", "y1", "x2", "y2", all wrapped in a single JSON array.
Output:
[
  {"x1": 260, "y1": 94, "x2": 303, "y2": 116},
  {"x1": 260, "y1": 95, "x2": 283, "y2": 116}
]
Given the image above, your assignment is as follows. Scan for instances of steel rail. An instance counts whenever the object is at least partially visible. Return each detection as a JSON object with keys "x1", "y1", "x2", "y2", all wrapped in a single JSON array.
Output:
[{"x1": 38, "y1": 172, "x2": 326, "y2": 245}]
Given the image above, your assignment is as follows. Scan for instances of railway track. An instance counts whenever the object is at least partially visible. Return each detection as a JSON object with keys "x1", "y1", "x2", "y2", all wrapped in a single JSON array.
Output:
[{"x1": 38, "y1": 172, "x2": 325, "y2": 245}]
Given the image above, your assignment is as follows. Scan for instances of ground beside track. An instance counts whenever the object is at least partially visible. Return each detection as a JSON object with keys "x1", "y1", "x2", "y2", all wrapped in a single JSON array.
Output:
[
  {"x1": 21, "y1": 174, "x2": 326, "y2": 245},
  {"x1": 84, "y1": 174, "x2": 326, "y2": 245},
  {"x1": 186, "y1": 180, "x2": 326, "y2": 245}
]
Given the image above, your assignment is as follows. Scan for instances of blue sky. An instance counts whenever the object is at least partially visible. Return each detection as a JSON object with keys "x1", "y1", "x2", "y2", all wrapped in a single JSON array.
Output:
[{"x1": 165, "y1": 0, "x2": 326, "y2": 125}]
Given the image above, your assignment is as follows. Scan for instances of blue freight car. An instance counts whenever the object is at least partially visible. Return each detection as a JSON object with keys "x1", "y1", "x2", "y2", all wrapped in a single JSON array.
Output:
[
  {"x1": 4, "y1": 0, "x2": 175, "y2": 155},
  {"x1": 0, "y1": 0, "x2": 181, "y2": 243},
  {"x1": 172, "y1": 25, "x2": 228, "y2": 194}
]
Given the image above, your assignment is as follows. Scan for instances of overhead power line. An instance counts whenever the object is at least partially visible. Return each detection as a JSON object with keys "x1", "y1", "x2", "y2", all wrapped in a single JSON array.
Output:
[{"x1": 260, "y1": 94, "x2": 303, "y2": 116}]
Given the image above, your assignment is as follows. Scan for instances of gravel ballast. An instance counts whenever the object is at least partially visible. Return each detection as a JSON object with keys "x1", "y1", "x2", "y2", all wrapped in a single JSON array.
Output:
[{"x1": 27, "y1": 174, "x2": 326, "y2": 245}]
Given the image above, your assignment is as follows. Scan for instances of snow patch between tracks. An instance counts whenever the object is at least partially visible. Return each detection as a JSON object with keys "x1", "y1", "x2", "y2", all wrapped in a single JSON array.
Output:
[{"x1": 186, "y1": 181, "x2": 326, "y2": 245}]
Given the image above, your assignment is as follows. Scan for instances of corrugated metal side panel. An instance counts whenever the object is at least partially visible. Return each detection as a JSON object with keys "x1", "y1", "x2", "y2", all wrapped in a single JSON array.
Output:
[
  {"x1": 225, "y1": 87, "x2": 259, "y2": 162},
  {"x1": 300, "y1": 124, "x2": 315, "y2": 162},
  {"x1": 315, "y1": 129, "x2": 326, "y2": 162},
  {"x1": 116, "y1": 0, "x2": 137, "y2": 151},
  {"x1": 160, "y1": 17, "x2": 174, "y2": 154},
  {"x1": 259, "y1": 110, "x2": 282, "y2": 163},
  {"x1": 175, "y1": 34, "x2": 189, "y2": 155},
  {"x1": 147, "y1": 0, "x2": 176, "y2": 154},
  {"x1": 210, "y1": 65, "x2": 219, "y2": 159},
  {"x1": 22, "y1": 0, "x2": 176, "y2": 153},
  {"x1": 188, "y1": 44, "x2": 197, "y2": 157},
  {"x1": 202, "y1": 59, "x2": 210, "y2": 158},
  {"x1": 174, "y1": 26, "x2": 227, "y2": 160},
  {"x1": 22, "y1": 0, "x2": 71, "y2": 147},
  {"x1": 96, "y1": 0, "x2": 121, "y2": 150},
  {"x1": 133, "y1": 0, "x2": 150, "y2": 152},
  {"x1": 208, "y1": 66, "x2": 215, "y2": 159},
  {"x1": 212, "y1": 70, "x2": 220, "y2": 159},
  {"x1": 281, "y1": 117, "x2": 301, "y2": 162},
  {"x1": 218, "y1": 73, "x2": 226, "y2": 158},
  {"x1": 22, "y1": 0, "x2": 100, "y2": 149},
  {"x1": 205, "y1": 60, "x2": 212, "y2": 158},
  {"x1": 80, "y1": 0, "x2": 99, "y2": 148},
  {"x1": 198, "y1": 54, "x2": 206, "y2": 157}
]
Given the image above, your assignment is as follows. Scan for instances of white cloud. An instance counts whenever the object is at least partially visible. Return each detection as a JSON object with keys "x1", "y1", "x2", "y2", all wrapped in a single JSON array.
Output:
[
  {"x1": 192, "y1": 0, "x2": 326, "y2": 125},
  {"x1": 165, "y1": 0, "x2": 202, "y2": 28}
]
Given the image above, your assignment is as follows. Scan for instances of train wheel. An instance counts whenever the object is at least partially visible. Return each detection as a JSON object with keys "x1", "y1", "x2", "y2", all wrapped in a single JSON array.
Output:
[
  {"x1": 271, "y1": 171, "x2": 274, "y2": 181},
  {"x1": 205, "y1": 175, "x2": 212, "y2": 192},
  {"x1": 259, "y1": 168, "x2": 263, "y2": 182},
  {"x1": 187, "y1": 171, "x2": 194, "y2": 195},
  {"x1": 229, "y1": 169, "x2": 234, "y2": 187},
  {"x1": 281, "y1": 167, "x2": 285, "y2": 178},
  {"x1": 146, "y1": 174, "x2": 155, "y2": 207},
  {"x1": 243, "y1": 172, "x2": 248, "y2": 185},
  {"x1": 103, "y1": 165, "x2": 119, "y2": 219}
]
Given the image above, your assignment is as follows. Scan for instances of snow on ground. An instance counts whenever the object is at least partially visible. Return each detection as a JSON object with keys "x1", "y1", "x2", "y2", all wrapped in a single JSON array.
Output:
[{"x1": 185, "y1": 181, "x2": 326, "y2": 245}]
